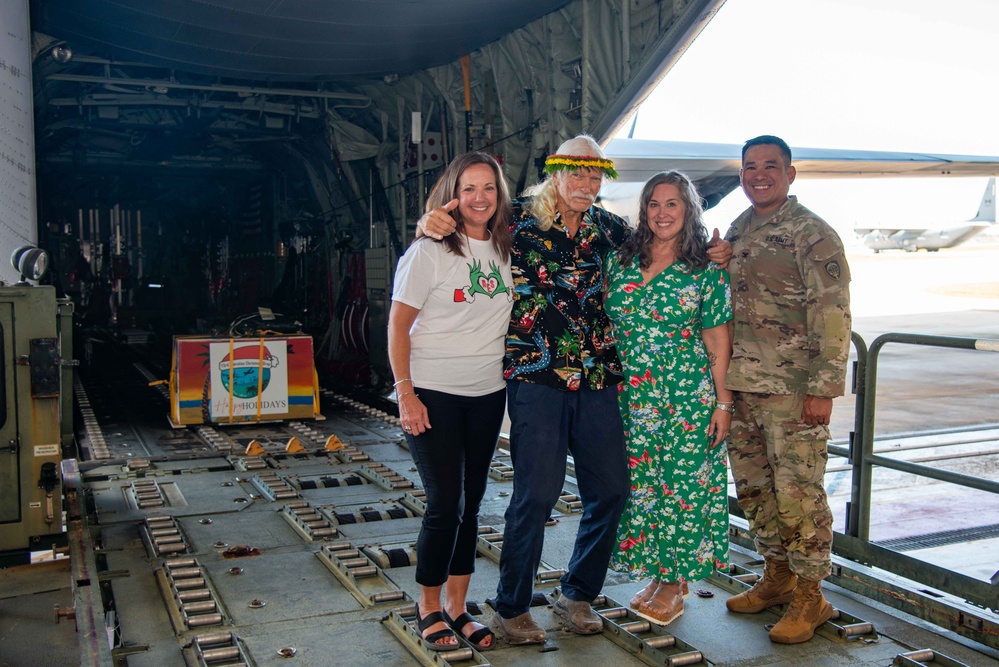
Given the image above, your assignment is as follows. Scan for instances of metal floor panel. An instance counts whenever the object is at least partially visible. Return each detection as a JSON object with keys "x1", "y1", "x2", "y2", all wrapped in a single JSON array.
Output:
[
  {"x1": 15, "y1": 459, "x2": 999, "y2": 667},
  {"x1": 9, "y1": 365, "x2": 998, "y2": 667},
  {"x1": 81, "y1": 452, "x2": 999, "y2": 667},
  {"x1": 875, "y1": 522, "x2": 999, "y2": 551},
  {"x1": 0, "y1": 560, "x2": 79, "y2": 667}
]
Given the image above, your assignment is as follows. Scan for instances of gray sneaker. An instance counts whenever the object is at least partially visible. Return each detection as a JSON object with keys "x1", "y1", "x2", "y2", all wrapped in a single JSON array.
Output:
[
  {"x1": 489, "y1": 611, "x2": 546, "y2": 645},
  {"x1": 552, "y1": 593, "x2": 603, "y2": 634}
]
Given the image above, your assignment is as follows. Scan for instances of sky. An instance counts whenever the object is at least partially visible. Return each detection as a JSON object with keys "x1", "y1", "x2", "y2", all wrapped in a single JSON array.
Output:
[{"x1": 619, "y1": 0, "x2": 999, "y2": 246}]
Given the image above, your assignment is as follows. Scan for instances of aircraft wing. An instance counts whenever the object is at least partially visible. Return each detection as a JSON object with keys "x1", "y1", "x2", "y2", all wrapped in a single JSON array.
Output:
[
  {"x1": 604, "y1": 138, "x2": 999, "y2": 211},
  {"x1": 853, "y1": 226, "x2": 928, "y2": 235}
]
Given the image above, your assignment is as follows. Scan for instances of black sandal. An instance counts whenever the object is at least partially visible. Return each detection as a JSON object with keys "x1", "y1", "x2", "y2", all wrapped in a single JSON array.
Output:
[
  {"x1": 415, "y1": 605, "x2": 457, "y2": 652},
  {"x1": 443, "y1": 610, "x2": 495, "y2": 651}
]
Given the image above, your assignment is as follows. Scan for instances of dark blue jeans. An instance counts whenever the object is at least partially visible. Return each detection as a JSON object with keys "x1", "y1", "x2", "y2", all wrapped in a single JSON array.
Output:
[
  {"x1": 495, "y1": 381, "x2": 628, "y2": 618},
  {"x1": 407, "y1": 387, "x2": 506, "y2": 587}
]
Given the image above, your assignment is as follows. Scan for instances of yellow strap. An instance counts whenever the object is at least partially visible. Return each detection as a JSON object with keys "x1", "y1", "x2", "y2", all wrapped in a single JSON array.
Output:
[
  {"x1": 169, "y1": 343, "x2": 178, "y2": 423},
  {"x1": 227, "y1": 338, "x2": 235, "y2": 424},
  {"x1": 313, "y1": 369, "x2": 320, "y2": 415},
  {"x1": 255, "y1": 338, "x2": 265, "y2": 422}
]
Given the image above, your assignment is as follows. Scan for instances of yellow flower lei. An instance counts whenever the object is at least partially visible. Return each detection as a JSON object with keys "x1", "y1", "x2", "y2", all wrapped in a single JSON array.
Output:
[{"x1": 543, "y1": 154, "x2": 618, "y2": 179}]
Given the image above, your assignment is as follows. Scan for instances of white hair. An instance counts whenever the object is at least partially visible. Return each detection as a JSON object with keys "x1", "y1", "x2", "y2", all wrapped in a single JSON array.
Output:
[
  {"x1": 554, "y1": 134, "x2": 606, "y2": 159},
  {"x1": 526, "y1": 135, "x2": 606, "y2": 230}
]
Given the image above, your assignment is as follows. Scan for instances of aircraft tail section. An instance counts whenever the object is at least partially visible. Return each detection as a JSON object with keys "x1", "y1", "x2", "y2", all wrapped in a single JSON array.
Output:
[{"x1": 970, "y1": 178, "x2": 996, "y2": 222}]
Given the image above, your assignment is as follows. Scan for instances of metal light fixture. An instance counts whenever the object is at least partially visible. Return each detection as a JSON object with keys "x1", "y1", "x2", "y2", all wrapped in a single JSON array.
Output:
[
  {"x1": 10, "y1": 245, "x2": 50, "y2": 284},
  {"x1": 51, "y1": 44, "x2": 73, "y2": 64}
]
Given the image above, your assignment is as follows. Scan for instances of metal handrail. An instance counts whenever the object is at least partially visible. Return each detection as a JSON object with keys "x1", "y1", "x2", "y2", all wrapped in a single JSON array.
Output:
[
  {"x1": 854, "y1": 332, "x2": 999, "y2": 541},
  {"x1": 820, "y1": 331, "x2": 999, "y2": 624},
  {"x1": 843, "y1": 330, "x2": 868, "y2": 538}
]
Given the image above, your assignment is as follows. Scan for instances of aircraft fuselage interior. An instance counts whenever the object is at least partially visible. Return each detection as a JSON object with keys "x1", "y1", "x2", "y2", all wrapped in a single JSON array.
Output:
[{"x1": 2, "y1": 2, "x2": 998, "y2": 666}]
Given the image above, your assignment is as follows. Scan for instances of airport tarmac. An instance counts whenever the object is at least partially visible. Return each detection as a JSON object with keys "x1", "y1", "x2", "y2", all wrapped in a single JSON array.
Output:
[
  {"x1": 846, "y1": 242, "x2": 999, "y2": 321},
  {"x1": 829, "y1": 243, "x2": 999, "y2": 443}
]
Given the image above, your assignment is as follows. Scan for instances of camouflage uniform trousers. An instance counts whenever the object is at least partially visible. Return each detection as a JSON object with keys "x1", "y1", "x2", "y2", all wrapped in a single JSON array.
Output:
[{"x1": 728, "y1": 391, "x2": 833, "y2": 581}]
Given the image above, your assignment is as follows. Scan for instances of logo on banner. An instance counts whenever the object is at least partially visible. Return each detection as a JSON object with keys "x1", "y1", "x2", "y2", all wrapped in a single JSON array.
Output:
[
  {"x1": 219, "y1": 345, "x2": 279, "y2": 398},
  {"x1": 210, "y1": 342, "x2": 289, "y2": 417}
]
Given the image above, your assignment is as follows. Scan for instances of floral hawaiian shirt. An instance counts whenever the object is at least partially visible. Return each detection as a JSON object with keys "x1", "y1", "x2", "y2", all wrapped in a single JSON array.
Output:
[{"x1": 504, "y1": 200, "x2": 629, "y2": 391}]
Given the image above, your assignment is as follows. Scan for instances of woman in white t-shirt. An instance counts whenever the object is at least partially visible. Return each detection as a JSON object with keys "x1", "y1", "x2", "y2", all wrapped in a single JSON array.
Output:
[{"x1": 389, "y1": 152, "x2": 513, "y2": 651}]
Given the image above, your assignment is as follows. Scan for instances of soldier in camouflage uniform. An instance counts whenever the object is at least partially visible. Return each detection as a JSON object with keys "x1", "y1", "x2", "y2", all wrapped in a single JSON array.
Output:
[{"x1": 723, "y1": 135, "x2": 852, "y2": 645}]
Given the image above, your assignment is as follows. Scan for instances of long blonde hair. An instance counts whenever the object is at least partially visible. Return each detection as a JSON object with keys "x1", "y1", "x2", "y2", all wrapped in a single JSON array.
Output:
[{"x1": 523, "y1": 179, "x2": 559, "y2": 231}]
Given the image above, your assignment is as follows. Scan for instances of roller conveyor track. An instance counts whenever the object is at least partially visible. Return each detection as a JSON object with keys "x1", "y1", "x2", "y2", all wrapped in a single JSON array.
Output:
[
  {"x1": 61, "y1": 340, "x2": 999, "y2": 667},
  {"x1": 76, "y1": 339, "x2": 207, "y2": 460},
  {"x1": 74, "y1": 335, "x2": 402, "y2": 464}
]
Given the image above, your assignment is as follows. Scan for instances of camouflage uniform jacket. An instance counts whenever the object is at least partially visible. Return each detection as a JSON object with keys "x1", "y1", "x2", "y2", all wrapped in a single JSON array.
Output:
[
  {"x1": 504, "y1": 200, "x2": 628, "y2": 391},
  {"x1": 724, "y1": 196, "x2": 852, "y2": 397}
]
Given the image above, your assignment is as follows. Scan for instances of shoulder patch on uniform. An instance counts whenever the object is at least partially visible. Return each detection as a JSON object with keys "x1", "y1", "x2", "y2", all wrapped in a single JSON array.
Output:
[{"x1": 824, "y1": 260, "x2": 842, "y2": 280}]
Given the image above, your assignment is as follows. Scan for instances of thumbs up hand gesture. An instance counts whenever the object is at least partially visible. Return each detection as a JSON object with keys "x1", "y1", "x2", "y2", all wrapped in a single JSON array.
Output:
[
  {"x1": 417, "y1": 199, "x2": 459, "y2": 240},
  {"x1": 706, "y1": 228, "x2": 733, "y2": 268}
]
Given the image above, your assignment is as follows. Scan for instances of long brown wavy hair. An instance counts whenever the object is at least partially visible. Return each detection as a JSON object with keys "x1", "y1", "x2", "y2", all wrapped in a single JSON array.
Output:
[
  {"x1": 617, "y1": 170, "x2": 709, "y2": 271},
  {"x1": 423, "y1": 152, "x2": 512, "y2": 259}
]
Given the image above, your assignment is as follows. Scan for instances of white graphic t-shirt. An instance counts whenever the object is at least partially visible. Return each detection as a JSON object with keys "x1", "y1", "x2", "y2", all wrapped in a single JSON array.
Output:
[{"x1": 392, "y1": 235, "x2": 513, "y2": 396}]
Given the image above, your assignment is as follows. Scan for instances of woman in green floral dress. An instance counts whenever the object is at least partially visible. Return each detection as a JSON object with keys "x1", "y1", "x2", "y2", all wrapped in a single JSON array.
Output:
[{"x1": 605, "y1": 171, "x2": 734, "y2": 625}]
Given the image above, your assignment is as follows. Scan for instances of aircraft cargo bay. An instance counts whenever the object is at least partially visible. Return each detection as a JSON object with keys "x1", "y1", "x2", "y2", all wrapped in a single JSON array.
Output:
[{"x1": 2, "y1": 1, "x2": 999, "y2": 666}]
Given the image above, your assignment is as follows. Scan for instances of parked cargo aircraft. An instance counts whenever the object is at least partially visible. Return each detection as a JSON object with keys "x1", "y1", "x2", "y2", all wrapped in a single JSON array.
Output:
[
  {"x1": 599, "y1": 138, "x2": 999, "y2": 225},
  {"x1": 853, "y1": 178, "x2": 996, "y2": 252}
]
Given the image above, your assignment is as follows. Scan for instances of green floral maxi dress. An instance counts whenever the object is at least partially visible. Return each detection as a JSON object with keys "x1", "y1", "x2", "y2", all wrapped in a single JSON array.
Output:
[{"x1": 605, "y1": 255, "x2": 733, "y2": 583}]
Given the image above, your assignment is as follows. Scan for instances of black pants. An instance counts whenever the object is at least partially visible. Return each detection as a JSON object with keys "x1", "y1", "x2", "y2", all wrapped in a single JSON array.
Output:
[{"x1": 406, "y1": 386, "x2": 505, "y2": 587}]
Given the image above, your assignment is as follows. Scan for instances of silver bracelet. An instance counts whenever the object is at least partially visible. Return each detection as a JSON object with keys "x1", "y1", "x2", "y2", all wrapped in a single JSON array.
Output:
[
  {"x1": 393, "y1": 378, "x2": 412, "y2": 388},
  {"x1": 715, "y1": 404, "x2": 735, "y2": 414}
]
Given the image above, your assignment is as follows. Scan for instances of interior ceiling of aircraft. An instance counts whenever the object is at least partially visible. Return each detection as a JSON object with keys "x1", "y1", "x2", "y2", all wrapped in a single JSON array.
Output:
[
  {"x1": 30, "y1": 0, "x2": 725, "y2": 230},
  {"x1": 32, "y1": 0, "x2": 575, "y2": 81}
]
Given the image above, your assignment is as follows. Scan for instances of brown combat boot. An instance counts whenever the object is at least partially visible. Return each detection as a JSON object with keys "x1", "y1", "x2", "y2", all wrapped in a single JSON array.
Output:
[
  {"x1": 769, "y1": 579, "x2": 835, "y2": 644},
  {"x1": 726, "y1": 558, "x2": 797, "y2": 614}
]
